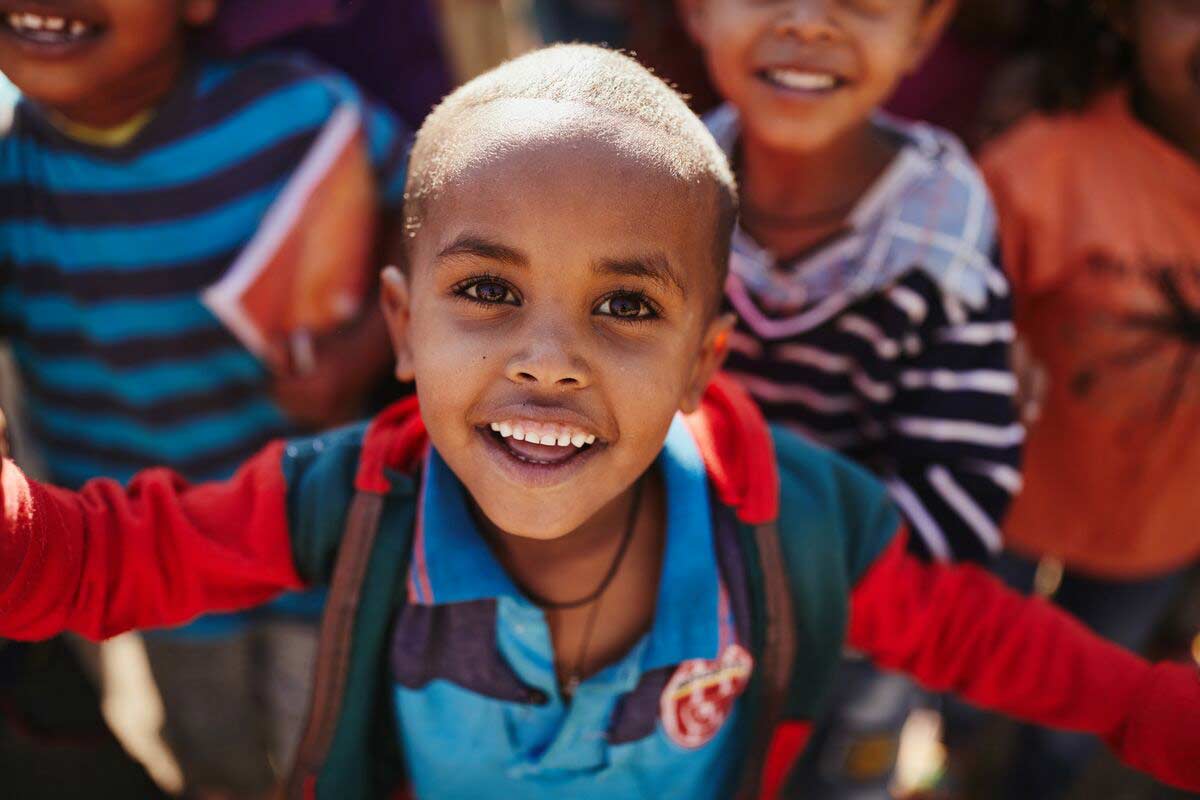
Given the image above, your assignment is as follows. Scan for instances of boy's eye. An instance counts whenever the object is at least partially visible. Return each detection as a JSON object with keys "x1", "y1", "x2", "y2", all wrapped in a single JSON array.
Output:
[
  {"x1": 595, "y1": 292, "x2": 658, "y2": 320},
  {"x1": 457, "y1": 277, "x2": 518, "y2": 306}
]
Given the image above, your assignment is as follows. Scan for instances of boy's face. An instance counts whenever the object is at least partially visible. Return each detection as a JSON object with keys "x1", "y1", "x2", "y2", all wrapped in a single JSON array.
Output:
[
  {"x1": 681, "y1": 0, "x2": 954, "y2": 152},
  {"x1": 384, "y1": 107, "x2": 731, "y2": 540},
  {"x1": 0, "y1": 0, "x2": 217, "y2": 114},
  {"x1": 1128, "y1": 0, "x2": 1200, "y2": 151}
]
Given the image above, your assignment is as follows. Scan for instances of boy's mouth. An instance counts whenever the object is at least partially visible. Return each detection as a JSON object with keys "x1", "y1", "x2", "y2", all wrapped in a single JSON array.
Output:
[
  {"x1": 757, "y1": 67, "x2": 847, "y2": 96},
  {"x1": 2, "y1": 8, "x2": 103, "y2": 55},
  {"x1": 477, "y1": 416, "x2": 604, "y2": 486},
  {"x1": 485, "y1": 419, "x2": 597, "y2": 464}
]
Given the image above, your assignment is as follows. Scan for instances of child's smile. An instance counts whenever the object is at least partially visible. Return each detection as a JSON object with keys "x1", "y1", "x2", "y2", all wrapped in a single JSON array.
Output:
[
  {"x1": 0, "y1": 0, "x2": 218, "y2": 127},
  {"x1": 383, "y1": 104, "x2": 733, "y2": 541},
  {"x1": 682, "y1": 0, "x2": 953, "y2": 153},
  {"x1": 1, "y1": 5, "x2": 102, "y2": 57},
  {"x1": 476, "y1": 406, "x2": 605, "y2": 489}
]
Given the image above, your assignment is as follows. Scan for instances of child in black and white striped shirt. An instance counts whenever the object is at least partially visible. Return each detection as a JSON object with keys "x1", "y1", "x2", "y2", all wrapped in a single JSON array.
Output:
[{"x1": 680, "y1": 0, "x2": 1018, "y2": 795}]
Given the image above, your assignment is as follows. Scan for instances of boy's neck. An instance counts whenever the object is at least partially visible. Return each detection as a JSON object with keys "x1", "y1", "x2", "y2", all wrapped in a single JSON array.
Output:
[
  {"x1": 478, "y1": 470, "x2": 666, "y2": 607},
  {"x1": 45, "y1": 42, "x2": 187, "y2": 130},
  {"x1": 1131, "y1": 82, "x2": 1200, "y2": 165},
  {"x1": 739, "y1": 121, "x2": 899, "y2": 257}
]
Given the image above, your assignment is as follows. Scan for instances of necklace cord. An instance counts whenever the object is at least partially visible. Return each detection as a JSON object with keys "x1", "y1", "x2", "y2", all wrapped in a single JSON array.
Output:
[{"x1": 517, "y1": 475, "x2": 647, "y2": 611}]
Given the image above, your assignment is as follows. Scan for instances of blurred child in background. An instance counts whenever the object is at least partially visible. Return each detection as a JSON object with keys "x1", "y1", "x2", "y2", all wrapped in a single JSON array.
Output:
[
  {"x1": 0, "y1": 0, "x2": 408, "y2": 796},
  {"x1": 678, "y1": 0, "x2": 1021, "y2": 795},
  {"x1": 980, "y1": 0, "x2": 1200, "y2": 796}
]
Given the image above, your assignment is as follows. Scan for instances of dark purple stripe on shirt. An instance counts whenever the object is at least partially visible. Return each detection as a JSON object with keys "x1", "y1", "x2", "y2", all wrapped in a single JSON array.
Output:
[
  {"x1": 0, "y1": 130, "x2": 316, "y2": 225},
  {"x1": 22, "y1": 370, "x2": 267, "y2": 426}
]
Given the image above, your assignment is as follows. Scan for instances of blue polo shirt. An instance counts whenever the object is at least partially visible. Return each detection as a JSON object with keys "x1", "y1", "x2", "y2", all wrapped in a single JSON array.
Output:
[{"x1": 389, "y1": 417, "x2": 755, "y2": 798}]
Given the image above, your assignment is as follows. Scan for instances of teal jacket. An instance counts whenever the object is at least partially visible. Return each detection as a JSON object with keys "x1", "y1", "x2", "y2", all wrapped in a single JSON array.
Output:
[{"x1": 2, "y1": 376, "x2": 1195, "y2": 798}]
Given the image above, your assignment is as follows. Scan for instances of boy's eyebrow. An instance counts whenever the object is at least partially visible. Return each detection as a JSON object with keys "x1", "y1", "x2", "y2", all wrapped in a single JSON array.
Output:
[
  {"x1": 437, "y1": 235, "x2": 528, "y2": 267},
  {"x1": 593, "y1": 253, "x2": 687, "y2": 297}
]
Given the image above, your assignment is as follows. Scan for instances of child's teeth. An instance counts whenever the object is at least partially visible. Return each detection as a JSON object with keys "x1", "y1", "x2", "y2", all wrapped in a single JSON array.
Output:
[
  {"x1": 44, "y1": 16, "x2": 64, "y2": 31},
  {"x1": 69, "y1": 19, "x2": 87, "y2": 35},
  {"x1": 22, "y1": 13, "x2": 43, "y2": 30},
  {"x1": 491, "y1": 420, "x2": 597, "y2": 448},
  {"x1": 770, "y1": 69, "x2": 836, "y2": 91}
]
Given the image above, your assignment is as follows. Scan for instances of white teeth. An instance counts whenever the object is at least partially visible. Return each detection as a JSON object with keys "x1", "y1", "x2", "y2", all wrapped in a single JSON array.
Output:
[
  {"x1": 768, "y1": 69, "x2": 837, "y2": 92},
  {"x1": 6, "y1": 11, "x2": 91, "y2": 37},
  {"x1": 490, "y1": 420, "x2": 597, "y2": 448}
]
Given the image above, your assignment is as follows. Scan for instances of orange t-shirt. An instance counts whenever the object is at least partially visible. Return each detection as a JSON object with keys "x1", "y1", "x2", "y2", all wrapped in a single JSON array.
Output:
[{"x1": 983, "y1": 90, "x2": 1200, "y2": 578}]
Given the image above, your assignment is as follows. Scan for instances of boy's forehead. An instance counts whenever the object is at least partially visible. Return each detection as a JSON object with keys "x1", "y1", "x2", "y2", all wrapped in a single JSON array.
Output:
[
  {"x1": 424, "y1": 98, "x2": 705, "y2": 196},
  {"x1": 413, "y1": 101, "x2": 720, "y2": 280}
]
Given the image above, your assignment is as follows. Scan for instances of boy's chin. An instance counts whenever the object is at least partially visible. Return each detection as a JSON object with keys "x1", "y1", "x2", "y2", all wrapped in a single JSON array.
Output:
[{"x1": 475, "y1": 502, "x2": 592, "y2": 542}]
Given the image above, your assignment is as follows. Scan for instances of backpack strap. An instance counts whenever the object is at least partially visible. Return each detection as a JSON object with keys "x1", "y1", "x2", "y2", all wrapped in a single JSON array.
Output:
[
  {"x1": 737, "y1": 519, "x2": 799, "y2": 799},
  {"x1": 285, "y1": 488, "x2": 387, "y2": 800}
]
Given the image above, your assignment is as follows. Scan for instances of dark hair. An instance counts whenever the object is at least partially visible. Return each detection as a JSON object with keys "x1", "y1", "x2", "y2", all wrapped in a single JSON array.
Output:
[
  {"x1": 1032, "y1": 0, "x2": 1133, "y2": 111},
  {"x1": 401, "y1": 44, "x2": 738, "y2": 309}
]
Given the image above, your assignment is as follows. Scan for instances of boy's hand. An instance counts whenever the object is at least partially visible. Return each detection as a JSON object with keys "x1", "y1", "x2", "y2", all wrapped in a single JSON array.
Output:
[
  {"x1": 269, "y1": 305, "x2": 393, "y2": 431},
  {"x1": 1106, "y1": 660, "x2": 1200, "y2": 791}
]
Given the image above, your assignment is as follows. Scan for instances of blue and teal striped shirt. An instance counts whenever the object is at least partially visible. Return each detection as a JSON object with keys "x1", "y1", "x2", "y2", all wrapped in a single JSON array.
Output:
[{"x1": 0, "y1": 52, "x2": 410, "y2": 490}]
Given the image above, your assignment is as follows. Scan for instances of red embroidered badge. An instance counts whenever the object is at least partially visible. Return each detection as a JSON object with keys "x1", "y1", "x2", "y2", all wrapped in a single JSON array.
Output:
[{"x1": 660, "y1": 643, "x2": 754, "y2": 749}]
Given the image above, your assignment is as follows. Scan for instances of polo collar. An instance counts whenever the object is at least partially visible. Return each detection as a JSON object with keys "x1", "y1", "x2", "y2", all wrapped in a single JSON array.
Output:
[{"x1": 406, "y1": 415, "x2": 722, "y2": 668}]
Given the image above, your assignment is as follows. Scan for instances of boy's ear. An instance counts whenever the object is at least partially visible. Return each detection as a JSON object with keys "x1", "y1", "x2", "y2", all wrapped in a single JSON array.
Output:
[
  {"x1": 676, "y1": 0, "x2": 708, "y2": 46},
  {"x1": 182, "y1": 0, "x2": 220, "y2": 27},
  {"x1": 904, "y1": 0, "x2": 959, "y2": 74},
  {"x1": 380, "y1": 265, "x2": 416, "y2": 383},
  {"x1": 680, "y1": 312, "x2": 736, "y2": 415}
]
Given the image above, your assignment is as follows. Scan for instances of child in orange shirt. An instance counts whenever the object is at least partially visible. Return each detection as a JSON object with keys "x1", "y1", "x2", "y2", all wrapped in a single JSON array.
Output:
[{"x1": 981, "y1": 0, "x2": 1200, "y2": 795}]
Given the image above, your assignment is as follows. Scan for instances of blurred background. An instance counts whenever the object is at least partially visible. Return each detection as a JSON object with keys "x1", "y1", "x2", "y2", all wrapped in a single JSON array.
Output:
[{"x1": 0, "y1": 1, "x2": 1197, "y2": 798}]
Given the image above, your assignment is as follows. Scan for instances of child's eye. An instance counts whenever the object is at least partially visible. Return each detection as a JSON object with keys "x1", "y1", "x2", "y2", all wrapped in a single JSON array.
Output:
[
  {"x1": 455, "y1": 277, "x2": 519, "y2": 306},
  {"x1": 595, "y1": 291, "x2": 659, "y2": 321}
]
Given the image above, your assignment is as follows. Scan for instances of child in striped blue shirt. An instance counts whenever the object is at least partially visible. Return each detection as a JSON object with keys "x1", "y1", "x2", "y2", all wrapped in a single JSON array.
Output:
[{"x1": 0, "y1": 1, "x2": 409, "y2": 796}]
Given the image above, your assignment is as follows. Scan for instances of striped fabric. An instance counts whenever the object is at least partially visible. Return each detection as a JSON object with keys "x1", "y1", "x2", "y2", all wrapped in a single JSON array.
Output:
[
  {"x1": 708, "y1": 106, "x2": 1022, "y2": 562},
  {"x1": 0, "y1": 53, "x2": 410, "y2": 489}
]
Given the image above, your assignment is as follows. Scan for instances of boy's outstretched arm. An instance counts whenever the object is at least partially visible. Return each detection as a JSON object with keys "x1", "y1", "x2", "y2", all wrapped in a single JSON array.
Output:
[
  {"x1": 0, "y1": 443, "x2": 303, "y2": 641},
  {"x1": 848, "y1": 529, "x2": 1200, "y2": 791}
]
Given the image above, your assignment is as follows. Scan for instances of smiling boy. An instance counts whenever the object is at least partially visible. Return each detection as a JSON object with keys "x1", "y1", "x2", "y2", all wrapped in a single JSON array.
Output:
[{"x1": 0, "y1": 45, "x2": 1198, "y2": 800}]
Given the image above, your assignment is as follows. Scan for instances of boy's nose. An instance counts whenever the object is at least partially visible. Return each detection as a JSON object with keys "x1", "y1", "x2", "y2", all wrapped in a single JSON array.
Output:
[
  {"x1": 774, "y1": 0, "x2": 840, "y2": 43},
  {"x1": 505, "y1": 329, "x2": 591, "y2": 390}
]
